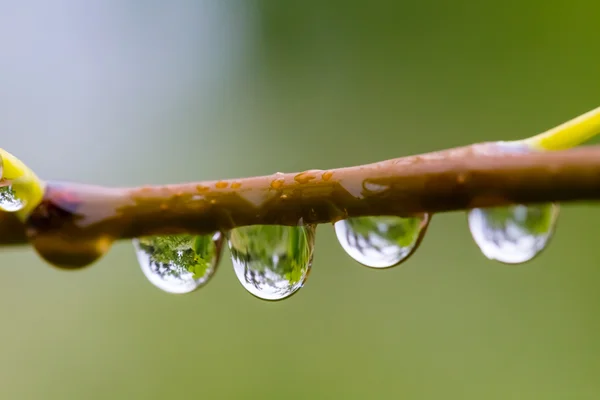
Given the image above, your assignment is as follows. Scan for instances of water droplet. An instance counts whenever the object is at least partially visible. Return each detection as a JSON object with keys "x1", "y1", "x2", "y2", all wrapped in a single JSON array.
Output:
[
  {"x1": 334, "y1": 215, "x2": 430, "y2": 268},
  {"x1": 24, "y1": 187, "x2": 116, "y2": 269},
  {"x1": 294, "y1": 171, "x2": 317, "y2": 184},
  {"x1": 270, "y1": 178, "x2": 284, "y2": 189},
  {"x1": 322, "y1": 171, "x2": 333, "y2": 181},
  {"x1": 0, "y1": 185, "x2": 25, "y2": 212},
  {"x1": 467, "y1": 204, "x2": 559, "y2": 264},
  {"x1": 30, "y1": 232, "x2": 115, "y2": 270},
  {"x1": 228, "y1": 224, "x2": 316, "y2": 300},
  {"x1": 133, "y1": 232, "x2": 223, "y2": 294},
  {"x1": 0, "y1": 154, "x2": 25, "y2": 212}
]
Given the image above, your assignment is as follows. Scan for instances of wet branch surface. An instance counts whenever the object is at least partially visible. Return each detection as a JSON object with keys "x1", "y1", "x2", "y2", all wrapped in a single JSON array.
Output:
[{"x1": 4, "y1": 142, "x2": 600, "y2": 249}]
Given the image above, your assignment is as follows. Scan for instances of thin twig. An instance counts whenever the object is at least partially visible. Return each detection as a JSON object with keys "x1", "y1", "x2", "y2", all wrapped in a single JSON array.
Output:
[{"x1": 3, "y1": 143, "x2": 600, "y2": 250}]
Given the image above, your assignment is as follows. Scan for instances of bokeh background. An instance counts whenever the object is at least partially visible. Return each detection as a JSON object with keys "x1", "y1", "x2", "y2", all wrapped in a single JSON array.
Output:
[{"x1": 2, "y1": 1, "x2": 600, "y2": 399}]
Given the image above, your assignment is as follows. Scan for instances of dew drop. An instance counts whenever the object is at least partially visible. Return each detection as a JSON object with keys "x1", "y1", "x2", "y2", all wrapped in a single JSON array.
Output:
[
  {"x1": 334, "y1": 215, "x2": 430, "y2": 268},
  {"x1": 467, "y1": 204, "x2": 559, "y2": 264},
  {"x1": 0, "y1": 154, "x2": 25, "y2": 212},
  {"x1": 133, "y1": 232, "x2": 223, "y2": 294},
  {"x1": 0, "y1": 185, "x2": 25, "y2": 212},
  {"x1": 294, "y1": 171, "x2": 317, "y2": 184},
  {"x1": 228, "y1": 224, "x2": 315, "y2": 301},
  {"x1": 25, "y1": 190, "x2": 116, "y2": 269},
  {"x1": 270, "y1": 178, "x2": 284, "y2": 189},
  {"x1": 30, "y1": 233, "x2": 115, "y2": 270}
]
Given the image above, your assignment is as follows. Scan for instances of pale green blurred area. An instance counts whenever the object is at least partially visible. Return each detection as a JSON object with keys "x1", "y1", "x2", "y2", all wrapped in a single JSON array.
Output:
[{"x1": 2, "y1": 1, "x2": 600, "y2": 399}]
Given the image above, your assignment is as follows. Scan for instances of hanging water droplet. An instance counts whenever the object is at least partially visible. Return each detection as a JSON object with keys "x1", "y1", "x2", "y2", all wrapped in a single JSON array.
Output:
[
  {"x1": 133, "y1": 232, "x2": 223, "y2": 294},
  {"x1": 0, "y1": 154, "x2": 25, "y2": 212},
  {"x1": 0, "y1": 185, "x2": 25, "y2": 212},
  {"x1": 334, "y1": 215, "x2": 430, "y2": 268},
  {"x1": 468, "y1": 204, "x2": 559, "y2": 264},
  {"x1": 228, "y1": 224, "x2": 315, "y2": 301}
]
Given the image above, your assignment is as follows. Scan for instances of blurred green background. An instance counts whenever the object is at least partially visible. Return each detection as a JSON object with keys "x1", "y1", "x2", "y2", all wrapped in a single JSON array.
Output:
[{"x1": 2, "y1": 1, "x2": 600, "y2": 398}]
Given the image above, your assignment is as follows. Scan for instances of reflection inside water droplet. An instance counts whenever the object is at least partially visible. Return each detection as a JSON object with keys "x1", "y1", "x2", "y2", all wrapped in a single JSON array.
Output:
[
  {"x1": 133, "y1": 232, "x2": 223, "y2": 294},
  {"x1": 467, "y1": 204, "x2": 559, "y2": 264},
  {"x1": 0, "y1": 154, "x2": 25, "y2": 212},
  {"x1": 334, "y1": 215, "x2": 429, "y2": 268},
  {"x1": 228, "y1": 224, "x2": 315, "y2": 301},
  {"x1": 0, "y1": 185, "x2": 25, "y2": 212}
]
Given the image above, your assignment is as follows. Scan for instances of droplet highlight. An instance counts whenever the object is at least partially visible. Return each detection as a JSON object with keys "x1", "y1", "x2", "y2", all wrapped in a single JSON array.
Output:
[
  {"x1": 228, "y1": 225, "x2": 316, "y2": 301},
  {"x1": 468, "y1": 204, "x2": 559, "y2": 264},
  {"x1": 334, "y1": 215, "x2": 430, "y2": 268},
  {"x1": 133, "y1": 232, "x2": 223, "y2": 294}
]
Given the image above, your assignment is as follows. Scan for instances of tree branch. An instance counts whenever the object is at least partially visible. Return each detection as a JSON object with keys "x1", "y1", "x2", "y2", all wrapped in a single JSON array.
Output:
[{"x1": 3, "y1": 142, "x2": 600, "y2": 250}]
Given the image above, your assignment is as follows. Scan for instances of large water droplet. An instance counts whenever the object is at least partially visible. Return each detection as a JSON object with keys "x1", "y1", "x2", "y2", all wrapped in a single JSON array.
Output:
[
  {"x1": 25, "y1": 185, "x2": 117, "y2": 269},
  {"x1": 133, "y1": 232, "x2": 223, "y2": 294},
  {"x1": 30, "y1": 233, "x2": 115, "y2": 270},
  {"x1": 334, "y1": 215, "x2": 430, "y2": 268},
  {"x1": 468, "y1": 204, "x2": 559, "y2": 264},
  {"x1": 228, "y1": 225, "x2": 315, "y2": 301},
  {"x1": 0, "y1": 154, "x2": 25, "y2": 212}
]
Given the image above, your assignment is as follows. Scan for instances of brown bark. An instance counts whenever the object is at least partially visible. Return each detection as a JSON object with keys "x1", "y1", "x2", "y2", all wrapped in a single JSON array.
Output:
[{"x1": 4, "y1": 142, "x2": 600, "y2": 250}]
